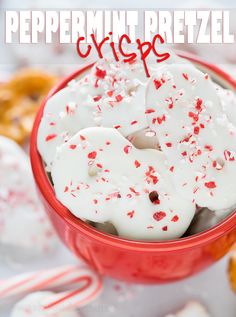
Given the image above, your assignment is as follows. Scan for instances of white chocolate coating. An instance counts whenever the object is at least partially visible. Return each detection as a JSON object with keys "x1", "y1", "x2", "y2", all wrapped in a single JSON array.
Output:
[
  {"x1": 38, "y1": 56, "x2": 149, "y2": 170},
  {"x1": 146, "y1": 64, "x2": 236, "y2": 211},
  {"x1": 38, "y1": 51, "x2": 189, "y2": 170},
  {"x1": 215, "y1": 84, "x2": 236, "y2": 125},
  {"x1": 11, "y1": 292, "x2": 79, "y2": 317},
  {"x1": 51, "y1": 127, "x2": 195, "y2": 240},
  {"x1": 0, "y1": 136, "x2": 57, "y2": 257}
]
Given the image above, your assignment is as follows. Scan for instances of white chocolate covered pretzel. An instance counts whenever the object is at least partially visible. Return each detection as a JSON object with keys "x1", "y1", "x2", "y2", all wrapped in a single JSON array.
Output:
[
  {"x1": 51, "y1": 127, "x2": 195, "y2": 240},
  {"x1": 0, "y1": 136, "x2": 57, "y2": 258},
  {"x1": 38, "y1": 51, "x2": 189, "y2": 170},
  {"x1": 146, "y1": 64, "x2": 236, "y2": 211},
  {"x1": 38, "y1": 55, "x2": 149, "y2": 170}
]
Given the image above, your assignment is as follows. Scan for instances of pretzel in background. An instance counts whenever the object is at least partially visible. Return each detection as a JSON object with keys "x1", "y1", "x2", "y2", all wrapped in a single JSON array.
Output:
[{"x1": 0, "y1": 69, "x2": 57, "y2": 144}]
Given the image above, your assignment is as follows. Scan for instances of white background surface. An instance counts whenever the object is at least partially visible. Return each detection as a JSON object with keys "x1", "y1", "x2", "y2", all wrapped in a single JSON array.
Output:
[{"x1": 0, "y1": 244, "x2": 235, "y2": 317}]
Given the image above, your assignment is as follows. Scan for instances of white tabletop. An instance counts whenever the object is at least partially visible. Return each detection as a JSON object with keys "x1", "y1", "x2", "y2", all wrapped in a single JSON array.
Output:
[{"x1": 0, "y1": 243, "x2": 235, "y2": 317}]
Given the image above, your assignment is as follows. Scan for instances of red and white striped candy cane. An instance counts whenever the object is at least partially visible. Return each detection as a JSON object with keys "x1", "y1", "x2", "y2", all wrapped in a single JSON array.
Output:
[{"x1": 0, "y1": 265, "x2": 102, "y2": 312}]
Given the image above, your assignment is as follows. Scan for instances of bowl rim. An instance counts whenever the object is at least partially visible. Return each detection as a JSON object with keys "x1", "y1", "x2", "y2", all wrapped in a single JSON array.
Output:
[{"x1": 30, "y1": 51, "x2": 236, "y2": 252}]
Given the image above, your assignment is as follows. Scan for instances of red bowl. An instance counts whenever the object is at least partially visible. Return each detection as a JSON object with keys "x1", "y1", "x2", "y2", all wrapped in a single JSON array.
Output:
[{"x1": 30, "y1": 52, "x2": 236, "y2": 284}]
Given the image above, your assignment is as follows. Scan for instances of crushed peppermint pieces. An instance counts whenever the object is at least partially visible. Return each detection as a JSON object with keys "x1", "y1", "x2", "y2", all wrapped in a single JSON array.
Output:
[
  {"x1": 204, "y1": 145, "x2": 213, "y2": 151},
  {"x1": 153, "y1": 211, "x2": 166, "y2": 222},
  {"x1": 107, "y1": 90, "x2": 113, "y2": 97},
  {"x1": 134, "y1": 160, "x2": 141, "y2": 168},
  {"x1": 69, "y1": 144, "x2": 77, "y2": 150},
  {"x1": 145, "y1": 108, "x2": 155, "y2": 114},
  {"x1": 204, "y1": 181, "x2": 217, "y2": 189},
  {"x1": 195, "y1": 98, "x2": 203, "y2": 111},
  {"x1": 153, "y1": 78, "x2": 165, "y2": 90},
  {"x1": 171, "y1": 215, "x2": 179, "y2": 222},
  {"x1": 80, "y1": 135, "x2": 86, "y2": 141},
  {"x1": 169, "y1": 166, "x2": 174, "y2": 172},
  {"x1": 152, "y1": 114, "x2": 166, "y2": 125},
  {"x1": 124, "y1": 145, "x2": 132, "y2": 154},
  {"x1": 224, "y1": 150, "x2": 235, "y2": 161},
  {"x1": 45, "y1": 134, "x2": 57, "y2": 142},
  {"x1": 93, "y1": 95, "x2": 102, "y2": 102},
  {"x1": 95, "y1": 67, "x2": 106, "y2": 79},
  {"x1": 129, "y1": 187, "x2": 140, "y2": 196},
  {"x1": 115, "y1": 94, "x2": 123, "y2": 102},
  {"x1": 127, "y1": 210, "x2": 135, "y2": 218},
  {"x1": 145, "y1": 166, "x2": 159, "y2": 184},
  {"x1": 194, "y1": 126, "x2": 200, "y2": 135},
  {"x1": 88, "y1": 151, "x2": 97, "y2": 159}
]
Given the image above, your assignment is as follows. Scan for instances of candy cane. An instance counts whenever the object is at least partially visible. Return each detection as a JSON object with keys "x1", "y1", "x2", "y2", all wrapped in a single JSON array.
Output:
[
  {"x1": 33, "y1": 279, "x2": 101, "y2": 315},
  {"x1": 0, "y1": 265, "x2": 102, "y2": 311}
]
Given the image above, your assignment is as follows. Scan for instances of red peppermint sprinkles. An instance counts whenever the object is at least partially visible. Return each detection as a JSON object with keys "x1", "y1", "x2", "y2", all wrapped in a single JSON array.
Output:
[
  {"x1": 107, "y1": 90, "x2": 113, "y2": 97},
  {"x1": 182, "y1": 73, "x2": 189, "y2": 80},
  {"x1": 88, "y1": 151, "x2": 97, "y2": 159},
  {"x1": 45, "y1": 134, "x2": 57, "y2": 142},
  {"x1": 195, "y1": 98, "x2": 203, "y2": 111},
  {"x1": 124, "y1": 145, "x2": 132, "y2": 154},
  {"x1": 224, "y1": 150, "x2": 235, "y2": 161},
  {"x1": 145, "y1": 166, "x2": 159, "y2": 184},
  {"x1": 115, "y1": 94, "x2": 123, "y2": 102},
  {"x1": 153, "y1": 211, "x2": 166, "y2": 221},
  {"x1": 152, "y1": 115, "x2": 166, "y2": 125},
  {"x1": 134, "y1": 160, "x2": 141, "y2": 168},
  {"x1": 204, "y1": 181, "x2": 217, "y2": 189},
  {"x1": 127, "y1": 210, "x2": 135, "y2": 218},
  {"x1": 171, "y1": 215, "x2": 179, "y2": 222},
  {"x1": 69, "y1": 144, "x2": 77, "y2": 150},
  {"x1": 80, "y1": 135, "x2": 86, "y2": 141},
  {"x1": 153, "y1": 77, "x2": 166, "y2": 90},
  {"x1": 95, "y1": 67, "x2": 106, "y2": 79},
  {"x1": 145, "y1": 108, "x2": 155, "y2": 114},
  {"x1": 169, "y1": 166, "x2": 174, "y2": 172},
  {"x1": 93, "y1": 95, "x2": 102, "y2": 102}
]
